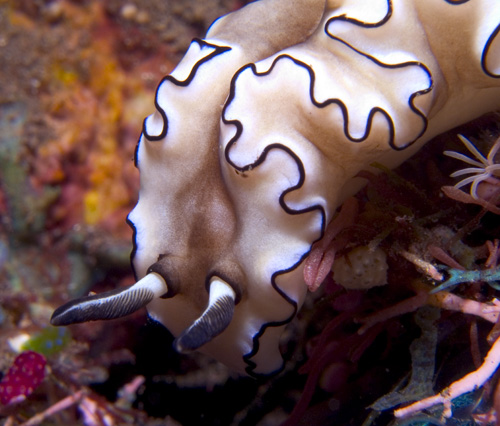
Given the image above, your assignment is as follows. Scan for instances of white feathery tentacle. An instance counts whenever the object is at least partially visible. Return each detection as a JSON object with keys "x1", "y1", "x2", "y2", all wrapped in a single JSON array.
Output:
[
  {"x1": 50, "y1": 273, "x2": 168, "y2": 326},
  {"x1": 174, "y1": 278, "x2": 236, "y2": 353}
]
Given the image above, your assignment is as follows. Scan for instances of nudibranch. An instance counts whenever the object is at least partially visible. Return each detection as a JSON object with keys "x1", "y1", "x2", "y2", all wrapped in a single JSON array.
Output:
[{"x1": 51, "y1": 0, "x2": 500, "y2": 376}]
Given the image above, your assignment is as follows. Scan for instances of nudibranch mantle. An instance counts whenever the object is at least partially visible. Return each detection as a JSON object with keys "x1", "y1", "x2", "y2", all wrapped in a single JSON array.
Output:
[{"x1": 51, "y1": 0, "x2": 500, "y2": 376}]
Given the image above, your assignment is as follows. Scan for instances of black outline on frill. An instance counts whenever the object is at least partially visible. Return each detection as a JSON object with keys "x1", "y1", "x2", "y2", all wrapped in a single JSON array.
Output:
[
  {"x1": 129, "y1": 39, "x2": 232, "y2": 274},
  {"x1": 222, "y1": 0, "x2": 434, "y2": 377},
  {"x1": 126, "y1": 215, "x2": 139, "y2": 281},
  {"x1": 324, "y1": 0, "x2": 433, "y2": 150},
  {"x1": 482, "y1": 23, "x2": 500, "y2": 78},
  {"x1": 141, "y1": 38, "x2": 231, "y2": 142},
  {"x1": 441, "y1": 0, "x2": 498, "y2": 78}
]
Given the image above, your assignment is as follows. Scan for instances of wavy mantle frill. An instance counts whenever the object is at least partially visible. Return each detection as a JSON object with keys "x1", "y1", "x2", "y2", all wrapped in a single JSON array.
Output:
[{"x1": 128, "y1": 0, "x2": 500, "y2": 376}]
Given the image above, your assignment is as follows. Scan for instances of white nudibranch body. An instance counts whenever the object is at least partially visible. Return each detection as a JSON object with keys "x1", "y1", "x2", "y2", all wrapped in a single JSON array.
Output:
[{"x1": 52, "y1": 0, "x2": 500, "y2": 376}]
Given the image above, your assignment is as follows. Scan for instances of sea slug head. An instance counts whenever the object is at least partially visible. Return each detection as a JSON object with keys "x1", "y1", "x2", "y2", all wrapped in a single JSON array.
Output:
[
  {"x1": 51, "y1": 0, "x2": 329, "y2": 376},
  {"x1": 50, "y1": 0, "x2": 500, "y2": 377}
]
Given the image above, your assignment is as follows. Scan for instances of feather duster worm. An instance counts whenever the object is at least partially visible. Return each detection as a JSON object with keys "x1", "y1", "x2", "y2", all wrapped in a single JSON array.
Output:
[{"x1": 51, "y1": 0, "x2": 500, "y2": 376}]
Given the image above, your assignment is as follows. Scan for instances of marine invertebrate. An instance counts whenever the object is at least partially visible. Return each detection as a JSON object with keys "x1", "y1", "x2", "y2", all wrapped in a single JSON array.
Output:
[
  {"x1": 442, "y1": 134, "x2": 500, "y2": 214},
  {"x1": 51, "y1": 0, "x2": 500, "y2": 376},
  {"x1": 0, "y1": 351, "x2": 46, "y2": 405},
  {"x1": 444, "y1": 134, "x2": 500, "y2": 200}
]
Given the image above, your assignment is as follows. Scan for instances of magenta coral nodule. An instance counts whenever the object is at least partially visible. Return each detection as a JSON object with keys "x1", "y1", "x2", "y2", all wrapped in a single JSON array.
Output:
[{"x1": 0, "y1": 351, "x2": 47, "y2": 405}]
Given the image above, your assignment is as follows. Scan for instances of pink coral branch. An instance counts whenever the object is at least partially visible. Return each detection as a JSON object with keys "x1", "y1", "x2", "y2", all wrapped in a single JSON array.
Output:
[
  {"x1": 304, "y1": 197, "x2": 358, "y2": 291},
  {"x1": 399, "y1": 250, "x2": 444, "y2": 281},
  {"x1": 427, "y1": 245, "x2": 465, "y2": 271},
  {"x1": 20, "y1": 390, "x2": 85, "y2": 426},
  {"x1": 428, "y1": 292, "x2": 500, "y2": 324},
  {"x1": 394, "y1": 333, "x2": 500, "y2": 418},
  {"x1": 442, "y1": 185, "x2": 500, "y2": 215},
  {"x1": 358, "y1": 285, "x2": 500, "y2": 334},
  {"x1": 486, "y1": 239, "x2": 500, "y2": 269},
  {"x1": 357, "y1": 290, "x2": 428, "y2": 335}
]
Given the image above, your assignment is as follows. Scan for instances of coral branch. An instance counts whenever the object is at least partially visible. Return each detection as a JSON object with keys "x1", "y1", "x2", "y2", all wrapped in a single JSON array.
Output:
[
  {"x1": 486, "y1": 239, "x2": 500, "y2": 269},
  {"x1": 304, "y1": 197, "x2": 358, "y2": 291},
  {"x1": 428, "y1": 292, "x2": 500, "y2": 323},
  {"x1": 394, "y1": 333, "x2": 500, "y2": 418},
  {"x1": 399, "y1": 250, "x2": 444, "y2": 281},
  {"x1": 20, "y1": 390, "x2": 85, "y2": 426},
  {"x1": 427, "y1": 245, "x2": 465, "y2": 271},
  {"x1": 442, "y1": 185, "x2": 500, "y2": 215},
  {"x1": 357, "y1": 291, "x2": 428, "y2": 335},
  {"x1": 358, "y1": 283, "x2": 500, "y2": 334}
]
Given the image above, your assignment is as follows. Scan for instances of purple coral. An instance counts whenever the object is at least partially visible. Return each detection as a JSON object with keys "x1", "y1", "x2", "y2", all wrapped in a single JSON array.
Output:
[{"x1": 0, "y1": 351, "x2": 46, "y2": 405}]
